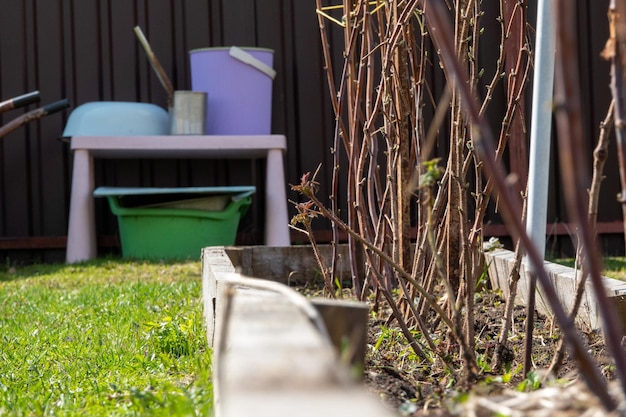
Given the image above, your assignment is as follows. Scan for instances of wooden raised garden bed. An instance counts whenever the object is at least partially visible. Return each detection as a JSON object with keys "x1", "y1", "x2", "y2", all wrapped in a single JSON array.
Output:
[{"x1": 202, "y1": 245, "x2": 395, "y2": 417}]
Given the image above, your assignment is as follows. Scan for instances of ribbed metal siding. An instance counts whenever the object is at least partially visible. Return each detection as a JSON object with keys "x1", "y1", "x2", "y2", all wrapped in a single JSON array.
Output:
[{"x1": 0, "y1": 0, "x2": 619, "y2": 262}]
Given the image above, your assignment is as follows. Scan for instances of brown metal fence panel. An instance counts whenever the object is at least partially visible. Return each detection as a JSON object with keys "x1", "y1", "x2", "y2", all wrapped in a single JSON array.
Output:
[{"x1": 0, "y1": 0, "x2": 620, "y2": 262}]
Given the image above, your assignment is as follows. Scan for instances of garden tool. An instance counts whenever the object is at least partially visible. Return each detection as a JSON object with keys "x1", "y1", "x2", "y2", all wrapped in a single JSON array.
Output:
[
  {"x1": 0, "y1": 91, "x2": 41, "y2": 114},
  {"x1": 0, "y1": 98, "x2": 69, "y2": 139}
]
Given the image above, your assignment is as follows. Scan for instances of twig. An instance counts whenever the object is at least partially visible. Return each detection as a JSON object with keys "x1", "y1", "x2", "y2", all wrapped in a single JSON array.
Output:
[{"x1": 547, "y1": 101, "x2": 616, "y2": 376}]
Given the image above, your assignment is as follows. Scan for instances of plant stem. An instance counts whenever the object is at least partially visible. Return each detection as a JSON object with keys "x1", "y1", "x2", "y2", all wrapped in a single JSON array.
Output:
[{"x1": 422, "y1": 0, "x2": 616, "y2": 408}]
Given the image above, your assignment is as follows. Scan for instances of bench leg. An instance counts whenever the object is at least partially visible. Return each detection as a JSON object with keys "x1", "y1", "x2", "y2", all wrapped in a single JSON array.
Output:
[
  {"x1": 265, "y1": 149, "x2": 291, "y2": 246},
  {"x1": 66, "y1": 150, "x2": 97, "y2": 263}
]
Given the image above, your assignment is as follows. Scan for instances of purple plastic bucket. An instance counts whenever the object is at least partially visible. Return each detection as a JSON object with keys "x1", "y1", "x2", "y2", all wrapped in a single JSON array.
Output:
[{"x1": 189, "y1": 47, "x2": 274, "y2": 135}]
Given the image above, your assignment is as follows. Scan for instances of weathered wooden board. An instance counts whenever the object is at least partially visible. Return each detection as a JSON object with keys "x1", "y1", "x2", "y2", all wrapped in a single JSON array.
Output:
[
  {"x1": 484, "y1": 248, "x2": 626, "y2": 331},
  {"x1": 202, "y1": 247, "x2": 238, "y2": 346},
  {"x1": 219, "y1": 387, "x2": 395, "y2": 417},
  {"x1": 219, "y1": 244, "x2": 363, "y2": 284},
  {"x1": 202, "y1": 246, "x2": 395, "y2": 417},
  {"x1": 215, "y1": 286, "x2": 338, "y2": 389},
  {"x1": 310, "y1": 297, "x2": 369, "y2": 372}
]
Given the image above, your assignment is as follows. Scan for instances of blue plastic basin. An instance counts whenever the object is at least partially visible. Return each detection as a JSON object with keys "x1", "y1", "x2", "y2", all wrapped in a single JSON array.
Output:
[{"x1": 62, "y1": 102, "x2": 169, "y2": 137}]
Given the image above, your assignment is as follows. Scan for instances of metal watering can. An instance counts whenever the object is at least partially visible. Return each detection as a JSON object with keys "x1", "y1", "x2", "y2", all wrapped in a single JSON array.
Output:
[{"x1": 134, "y1": 26, "x2": 206, "y2": 135}]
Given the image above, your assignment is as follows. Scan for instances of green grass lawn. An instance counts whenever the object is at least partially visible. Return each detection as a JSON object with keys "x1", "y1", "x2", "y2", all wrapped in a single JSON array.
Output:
[
  {"x1": 0, "y1": 258, "x2": 212, "y2": 416},
  {"x1": 552, "y1": 257, "x2": 626, "y2": 281}
]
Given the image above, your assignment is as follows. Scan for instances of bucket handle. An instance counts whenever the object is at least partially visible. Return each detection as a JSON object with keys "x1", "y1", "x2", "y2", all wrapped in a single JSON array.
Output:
[{"x1": 229, "y1": 46, "x2": 276, "y2": 80}]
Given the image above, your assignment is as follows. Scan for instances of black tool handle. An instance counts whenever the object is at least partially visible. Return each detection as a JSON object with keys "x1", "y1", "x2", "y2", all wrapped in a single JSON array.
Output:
[
  {"x1": 0, "y1": 90, "x2": 41, "y2": 113},
  {"x1": 12, "y1": 91, "x2": 41, "y2": 108},
  {"x1": 0, "y1": 98, "x2": 70, "y2": 139},
  {"x1": 42, "y1": 99, "x2": 70, "y2": 115}
]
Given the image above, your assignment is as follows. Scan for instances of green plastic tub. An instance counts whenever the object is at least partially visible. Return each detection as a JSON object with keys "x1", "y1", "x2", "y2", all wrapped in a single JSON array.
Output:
[{"x1": 94, "y1": 186, "x2": 255, "y2": 260}]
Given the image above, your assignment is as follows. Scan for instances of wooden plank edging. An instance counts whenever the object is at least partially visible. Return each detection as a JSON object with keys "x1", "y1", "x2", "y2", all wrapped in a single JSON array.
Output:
[
  {"x1": 484, "y1": 248, "x2": 626, "y2": 331},
  {"x1": 202, "y1": 246, "x2": 396, "y2": 417}
]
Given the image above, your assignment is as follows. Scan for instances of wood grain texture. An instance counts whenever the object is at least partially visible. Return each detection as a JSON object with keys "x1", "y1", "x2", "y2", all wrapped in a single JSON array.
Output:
[{"x1": 203, "y1": 246, "x2": 393, "y2": 417}]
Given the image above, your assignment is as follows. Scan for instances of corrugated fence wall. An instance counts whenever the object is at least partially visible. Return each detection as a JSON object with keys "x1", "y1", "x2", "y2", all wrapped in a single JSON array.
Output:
[{"x1": 0, "y1": 0, "x2": 620, "y2": 262}]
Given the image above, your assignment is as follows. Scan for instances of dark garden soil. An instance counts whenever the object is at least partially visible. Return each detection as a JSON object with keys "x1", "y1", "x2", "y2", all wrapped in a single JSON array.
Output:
[
  {"x1": 358, "y1": 289, "x2": 619, "y2": 416},
  {"x1": 292, "y1": 274, "x2": 622, "y2": 416}
]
